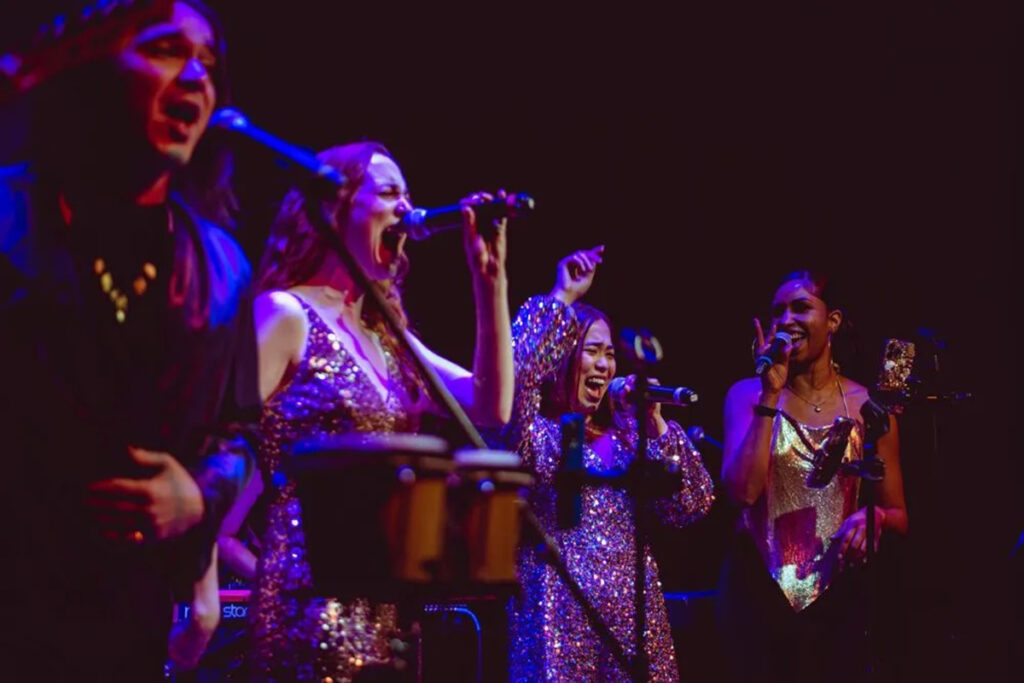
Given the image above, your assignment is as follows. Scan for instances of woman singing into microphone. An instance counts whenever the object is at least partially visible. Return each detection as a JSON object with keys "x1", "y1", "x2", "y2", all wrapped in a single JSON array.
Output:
[
  {"x1": 501, "y1": 246, "x2": 714, "y2": 682},
  {"x1": 247, "y1": 142, "x2": 513, "y2": 681},
  {"x1": 717, "y1": 270, "x2": 908, "y2": 683}
]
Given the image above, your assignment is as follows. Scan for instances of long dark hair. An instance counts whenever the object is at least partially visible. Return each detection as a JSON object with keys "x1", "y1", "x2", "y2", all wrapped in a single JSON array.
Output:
[
  {"x1": 541, "y1": 302, "x2": 616, "y2": 438},
  {"x1": 171, "y1": 0, "x2": 235, "y2": 227},
  {"x1": 775, "y1": 269, "x2": 858, "y2": 373},
  {"x1": 25, "y1": 0, "x2": 236, "y2": 226}
]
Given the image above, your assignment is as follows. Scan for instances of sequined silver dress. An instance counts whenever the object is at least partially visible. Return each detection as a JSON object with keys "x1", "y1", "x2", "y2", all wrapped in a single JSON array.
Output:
[
  {"x1": 250, "y1": 295, "x2": 421, "y2": 682},
  {"x1": 503, "y1": 296, "x2": 714, "y2": 682}
]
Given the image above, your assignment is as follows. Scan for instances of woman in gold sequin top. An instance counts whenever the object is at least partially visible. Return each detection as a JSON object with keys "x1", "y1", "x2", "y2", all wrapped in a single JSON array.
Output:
[
  {"x1": 246, "y1": 142, "x2": 514, "y2": 681},
  {"x1": 502, "y1": 246, "x2": 714, "y2": 682},
  {"x1": 718, "y1": 270, "x2": 908, "y2": 683}
]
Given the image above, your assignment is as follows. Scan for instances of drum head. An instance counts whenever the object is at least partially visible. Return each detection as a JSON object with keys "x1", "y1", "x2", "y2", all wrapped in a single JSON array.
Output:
[
  {"x1": 285, "y1": 432, "x2": 452, "y2": 599},
  {"x1": 289, "y1": 432, "x2": 453, "y2": 475},
  {"x1": 293, "y1": 432, "x2": 450, "y2": 458},
  {"x1": 453, "y1": 449, "x2": 521, "y2": 469}
]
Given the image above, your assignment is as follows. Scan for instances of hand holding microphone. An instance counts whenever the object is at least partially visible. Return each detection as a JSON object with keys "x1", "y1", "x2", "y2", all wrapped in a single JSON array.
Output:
[
  {"x1": 752, "y1": 318, "x2": 792, "y2": 392},
  {"x1": 400, "y1": 191, "x2": 535, "y2": 241},
  {"x1": 460, "y1": 190, "x2": 509, "y2": 284},
  {"x1": 610, "y1": 375, "x2": 698, "y2": 438},
  {"x1": 609, "y1": 376, "x2": 699, "y2": 407}
]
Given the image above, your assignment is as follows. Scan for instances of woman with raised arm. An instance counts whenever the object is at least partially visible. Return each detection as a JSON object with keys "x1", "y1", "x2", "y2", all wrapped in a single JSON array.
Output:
[
  {"x1": 248, "y1": 142, "x2": 513, "y2": 681},
  {"x1": 502, "y1": 246, "x2": 714, "y2": 682},
  {"x1": 718, "y1": 270, "x2": 908, "y2": 683}
]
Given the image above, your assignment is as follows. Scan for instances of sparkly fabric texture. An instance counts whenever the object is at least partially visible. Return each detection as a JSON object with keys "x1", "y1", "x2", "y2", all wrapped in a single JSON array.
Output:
[
  {"x1": 503, "y1": 296, "x2": 714, "y2": 682},
  {"x1": 741, "y1": 414, "x2": 863, "y2": 611},
  {"x1": 250, "y1": 296, "x2": 419, "y2": 682}
]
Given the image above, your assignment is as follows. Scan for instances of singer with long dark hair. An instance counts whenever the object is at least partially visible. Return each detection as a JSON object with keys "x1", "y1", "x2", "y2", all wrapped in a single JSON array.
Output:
[
  {"x1": 500, "y1": 246, "x2": 714, "y2": 681},
  {"x1": 246, "y1": 142, "x2": 513, "y2": 680},
  {"x1": 0, "y1": 2, "x2": 257, "y2": 679},
  {"x1": 717, "y1": 270, "x2": 908, "y2": 683}
]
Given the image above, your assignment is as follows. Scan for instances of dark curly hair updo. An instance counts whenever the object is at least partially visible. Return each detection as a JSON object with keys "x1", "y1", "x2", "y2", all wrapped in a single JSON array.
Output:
[{"x1": 774, "y1": 269, "x2": 858, "y2": 374}]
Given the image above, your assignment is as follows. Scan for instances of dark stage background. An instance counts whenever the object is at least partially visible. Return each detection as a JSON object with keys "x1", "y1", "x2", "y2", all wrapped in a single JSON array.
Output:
[{"x1": 2, "y1": 2, "x2": 1016, "y2": 680}]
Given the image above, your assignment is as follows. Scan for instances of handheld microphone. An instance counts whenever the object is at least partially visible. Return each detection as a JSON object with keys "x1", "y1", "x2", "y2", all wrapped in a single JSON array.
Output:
[
  {"x1": 754, "y1": 331, "x2": 793, "y2": 376},
  {"x1": 208, "y1": 107, "x2": 346, "y2": 188},
  {"x1": 608, "y1": 377, "x2": 699, "y2": 406},
  {"x1": 400, "y1": 193, "x2": 535, "y2": 241}
]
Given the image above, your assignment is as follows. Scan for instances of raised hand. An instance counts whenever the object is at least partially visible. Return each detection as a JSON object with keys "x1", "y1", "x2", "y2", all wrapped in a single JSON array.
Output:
[
  {"x1": 461, "y1": 189, "x2": 508, "y2": 285},
  {"x1": 552, "y1": 245, "x2": 605, "y2": 305}
]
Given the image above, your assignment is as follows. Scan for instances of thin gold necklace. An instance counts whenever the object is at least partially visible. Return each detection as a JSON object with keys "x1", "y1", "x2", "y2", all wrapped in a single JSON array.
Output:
[{"x1": 785, "y1": 375, "x2": 840, "y2": 413}]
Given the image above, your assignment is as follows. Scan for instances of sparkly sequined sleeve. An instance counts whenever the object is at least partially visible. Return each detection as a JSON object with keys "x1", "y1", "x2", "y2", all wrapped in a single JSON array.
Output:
[
  {"x1": 652, "y1": 421, "x2": 714, "y2": 526},
  {"x1": 617, "y1": 417, "x2": 714, "y2": 527},
  {"x1": 500, "y1": 295, "x2": 578, "y2": 467}
]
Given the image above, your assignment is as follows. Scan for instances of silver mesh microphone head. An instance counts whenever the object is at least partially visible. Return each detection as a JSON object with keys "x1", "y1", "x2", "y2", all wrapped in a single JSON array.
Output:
[{"x1": 401, "y1": 209, "x2": 432, "y2": 241}]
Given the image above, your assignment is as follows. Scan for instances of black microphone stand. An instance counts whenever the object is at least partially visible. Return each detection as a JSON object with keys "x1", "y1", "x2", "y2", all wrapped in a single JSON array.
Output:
[
  {"x1": 838, "y1": 332, "x2": 973, "y2": 681},
  {"x1": 838, "y1": 400, "x2": 888, "y2": 681},
  {"x1": 632, "y1": 373, "x2": 652, "y2": 683},
  {"x1": 622, "y1": 329, "x2": 668, "y2": 683}
]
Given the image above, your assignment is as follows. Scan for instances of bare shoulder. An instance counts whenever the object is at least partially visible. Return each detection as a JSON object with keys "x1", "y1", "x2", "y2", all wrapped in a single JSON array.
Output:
[
  {"x1": 725, "y1": 377, "x2": 762, "y2": 407},
  {"x1": 255, "y1": 289, "x2": 307, "y2": 326},
  {"x1": 254, "y1": 290, "x2": 309, "y2": 360},
  {"x1": 839, "y1": 375, "x2": 871, "y2": 412}
]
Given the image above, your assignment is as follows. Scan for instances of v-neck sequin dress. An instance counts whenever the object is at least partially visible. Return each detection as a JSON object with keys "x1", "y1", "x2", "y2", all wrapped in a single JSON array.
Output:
[{"x1": 250, "y1": 295, "x2": 421, "y2": 682}]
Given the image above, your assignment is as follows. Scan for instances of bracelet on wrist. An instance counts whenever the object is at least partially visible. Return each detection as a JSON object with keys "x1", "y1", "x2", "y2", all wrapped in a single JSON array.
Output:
[{"x1": 753, "y1": 404, "x2": 779, "y2": 418}]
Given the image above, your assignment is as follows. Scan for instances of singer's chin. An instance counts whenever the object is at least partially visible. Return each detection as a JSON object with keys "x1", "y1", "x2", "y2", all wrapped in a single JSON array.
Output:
[{"x1": 577, "y1": 392, "x2": 604, "y2": 414}]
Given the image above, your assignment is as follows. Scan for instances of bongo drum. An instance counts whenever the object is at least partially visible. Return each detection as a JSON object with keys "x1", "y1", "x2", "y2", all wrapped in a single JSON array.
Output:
[
  {"x1": 450, "y1": 449, "x2": 533, "y2": 584},
  {"x1": 287, "y1": 432, "x2": 453, "y2": 599}
]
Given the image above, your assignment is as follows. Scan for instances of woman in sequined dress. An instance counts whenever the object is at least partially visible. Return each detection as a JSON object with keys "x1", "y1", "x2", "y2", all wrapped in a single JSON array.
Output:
[
  {"x1": 502, "y1": 246, "x2": 714, "y2": 682},
  {"x1": 717, "y1": 270, "x2": 908, "y2": 683},
  {"x1": 247, "y1": 142, "x2": 514, "y2": 681}
]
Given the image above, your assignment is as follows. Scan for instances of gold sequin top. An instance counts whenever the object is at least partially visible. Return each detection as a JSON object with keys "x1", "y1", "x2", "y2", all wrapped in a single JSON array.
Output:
[
  {"x1": 250, "y1": 294, "x2": 420, "y2": 682},
  {"x1": 502, "y1": 296, "x2": 714, "y2": 682},
  {"x1": 741, "y1": 413, "x2": 863, "y2": 611}
]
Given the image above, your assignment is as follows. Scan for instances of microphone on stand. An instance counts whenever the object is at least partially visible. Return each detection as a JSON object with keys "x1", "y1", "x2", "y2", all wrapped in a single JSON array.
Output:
[
  {"x1": 754, "y1": 331, "x2": 792, "y2": 376},
  {"x1": 806, "y1": 416, "x2": 856, "y2": 489},
  {"x1": 556, "y1": 413, "x2": 585, "y2": 530},
  {"x1": 685, "y1": 426, "x2": 723, "y2": 451},
  {"x1": 608, "y1": 377, "x2": 699, "y2": 406},
  {"x1": 207, "y1": 107, "x2": 346, "y2": 188},
  {"x1": 399, "y1": 193, "x2": 535, "y2": 241}
]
